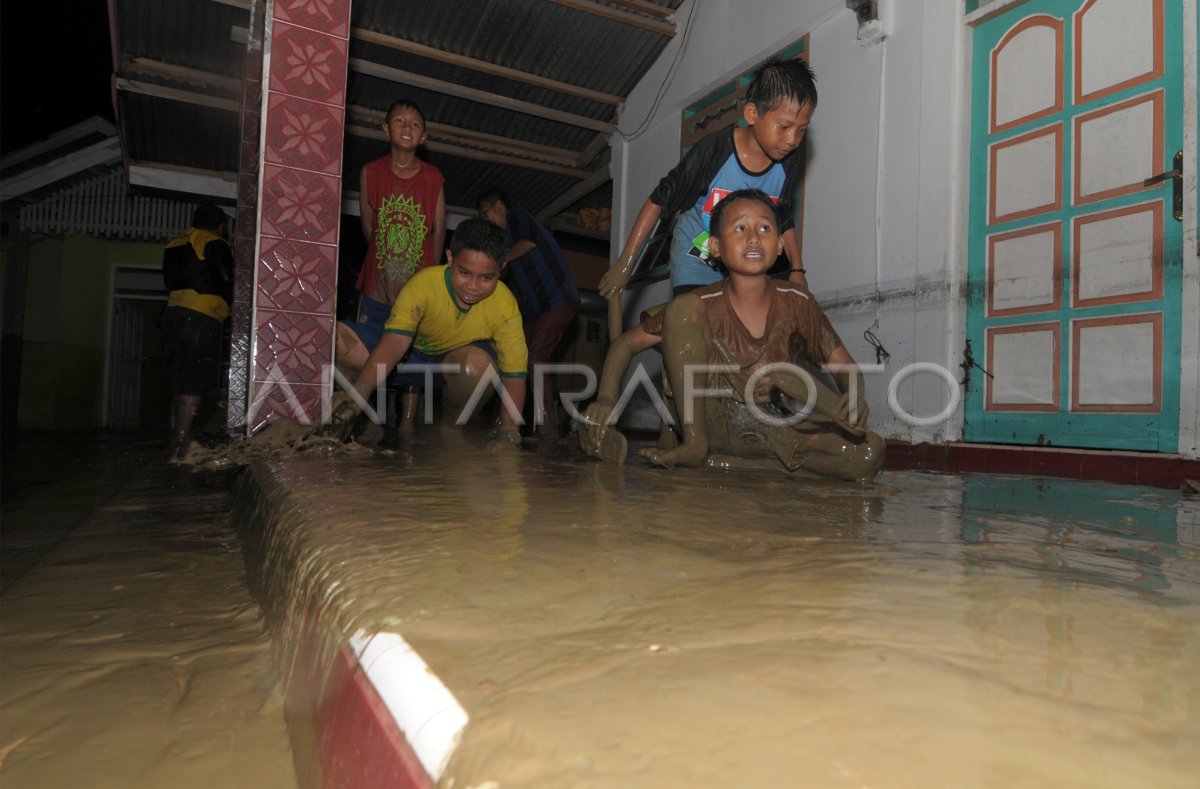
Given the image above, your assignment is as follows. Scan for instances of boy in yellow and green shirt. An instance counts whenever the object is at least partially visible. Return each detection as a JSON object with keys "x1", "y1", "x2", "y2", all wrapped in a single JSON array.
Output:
[{"x1": 332, "y1": 218, "x2": 527, "y2": 444}]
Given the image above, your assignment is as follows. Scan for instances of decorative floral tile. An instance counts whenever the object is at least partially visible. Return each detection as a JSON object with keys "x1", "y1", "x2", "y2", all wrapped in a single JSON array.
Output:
[
  {"x1": 272, "y1": 0, "x2": 351, "y2": 40},
  {"x1": 268, "y1": 20, "x2": 348, "y2": 107},
  {"x1": 254, "y1": 308, "x2": 333, "y2": 384},
  {"x1": 257, "y1": 237, "x2": 337, "y2": 314},
  {"x1": 259, "y1": 164, "x2": 341, "y2": 246},
  {"x1": 246, "y1": 380, "x2": 329, "y2": 433},
  {"x1": 264, "y1": 93, "x2": 344, "y2": 175}
]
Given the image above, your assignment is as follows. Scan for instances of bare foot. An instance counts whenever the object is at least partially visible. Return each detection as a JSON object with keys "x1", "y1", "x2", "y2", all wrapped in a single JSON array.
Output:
[{"x1": 639, "y1": 440, "x2": 708, "y2": 468}]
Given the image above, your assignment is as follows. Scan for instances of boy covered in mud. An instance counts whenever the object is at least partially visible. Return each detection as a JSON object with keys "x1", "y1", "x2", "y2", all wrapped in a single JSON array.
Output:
[
  {"x1": 581, "y1": 189, "x2": 884, "y2": 482},
  {"x1": 329, "y1": 217, "x2": 527, "y2": 446}
]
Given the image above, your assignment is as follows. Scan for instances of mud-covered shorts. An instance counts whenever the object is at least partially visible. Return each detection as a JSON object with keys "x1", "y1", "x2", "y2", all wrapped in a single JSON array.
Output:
[{"x1": 161, "y1": 306, "x2": 224, "y2": 395}]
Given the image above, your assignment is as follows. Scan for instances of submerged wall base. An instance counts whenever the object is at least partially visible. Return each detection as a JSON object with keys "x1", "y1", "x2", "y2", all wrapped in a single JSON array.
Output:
[
  {"x1": 233, "y1": 464, "x2": 458, "y2": 789},
  {"x1": 886, "y1": 441, "x2": 1200, "y2": 490}
]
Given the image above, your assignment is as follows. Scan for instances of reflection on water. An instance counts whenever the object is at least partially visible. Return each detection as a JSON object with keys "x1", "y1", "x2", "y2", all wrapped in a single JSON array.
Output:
[
  {"x1": 960, "y1": 476, "x2": 1194, "y2": 600},
  {"x1": 253, "y1": 450, "x2": 1199, "y2": 787}
]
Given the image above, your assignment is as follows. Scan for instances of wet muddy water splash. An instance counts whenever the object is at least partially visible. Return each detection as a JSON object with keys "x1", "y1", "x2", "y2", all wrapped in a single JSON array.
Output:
[{"x1": 238, "y1": 448, "x2": 1199, "y2": 787}]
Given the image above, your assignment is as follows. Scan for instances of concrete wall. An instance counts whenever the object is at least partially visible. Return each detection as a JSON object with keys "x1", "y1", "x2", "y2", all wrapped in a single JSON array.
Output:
[
  {"x1": 18, "y1": 234, "x2": 162, "y2": 430},
  {"x1": 611, "y1": 0, "x2": 969, "y2": 441}
]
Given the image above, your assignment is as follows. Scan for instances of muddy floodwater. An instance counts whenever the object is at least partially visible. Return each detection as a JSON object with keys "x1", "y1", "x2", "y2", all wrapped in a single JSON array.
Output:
[
  {"x1": 248, "y1": 446, "x2": 1199, "y2": 787},
  {"x1": 3, "y1": 433, "x2": 1199, "y2": 787},
  {"x1": 1, "y1": 437, "x2": 295, "y2": 788}
]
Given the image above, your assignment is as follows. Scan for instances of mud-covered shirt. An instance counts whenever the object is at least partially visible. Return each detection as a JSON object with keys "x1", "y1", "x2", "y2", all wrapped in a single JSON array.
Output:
[{"x1": 694, "y1": 280, "x2": 843, "y2": 375}]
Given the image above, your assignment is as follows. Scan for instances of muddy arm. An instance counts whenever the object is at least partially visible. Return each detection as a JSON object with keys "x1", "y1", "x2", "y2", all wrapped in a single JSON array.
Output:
[
  {"x1": 581, "y1": 326, "x2": 660, "y2": 453},
  {"x1": 767, "y1": 345, "x2": 868, "y2": 436},
  {"x1": 599, "y1": 200, "x2": 662, "y2": 300}
]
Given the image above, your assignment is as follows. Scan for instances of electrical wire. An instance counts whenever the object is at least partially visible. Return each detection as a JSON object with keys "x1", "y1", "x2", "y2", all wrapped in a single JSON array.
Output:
[{"x1": 615, "y1": 0, "x2": 701, "y2": 142}]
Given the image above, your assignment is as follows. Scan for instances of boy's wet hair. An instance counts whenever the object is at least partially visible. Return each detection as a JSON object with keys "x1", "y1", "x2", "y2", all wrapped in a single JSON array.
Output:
[
  {"x1": 709, "y1": 188, "x2": 779, "y2": 238},
  {"x1": 476, "y1": 187, "x2": 511, "y2": 211},
  {"x1": 385, "y1": 99, "x2": 427, "y2": 127},
  {"x1": 191, "y1": 203, "x2": 227, "y2": 232},
  {"x1": 449, "y1": 217, "x2": 507, "y2": 265},
  {"x1": 745, "y1": 58, "x2": 818, "y2": 115}
]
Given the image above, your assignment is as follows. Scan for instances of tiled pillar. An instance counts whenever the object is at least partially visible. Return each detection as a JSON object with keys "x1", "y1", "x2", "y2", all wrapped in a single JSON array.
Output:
[
  {"x1": 228, "y1": 1, "x2": 266, "y2": 432},
  {"x1": 244, "y1": 0, "x2": 350, "y2": 432}
]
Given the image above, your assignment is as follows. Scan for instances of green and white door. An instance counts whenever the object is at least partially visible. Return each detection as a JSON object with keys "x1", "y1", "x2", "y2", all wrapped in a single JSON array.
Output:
[{"x1": 965, "y1": 0, "x2": 1187, "y2": 451}]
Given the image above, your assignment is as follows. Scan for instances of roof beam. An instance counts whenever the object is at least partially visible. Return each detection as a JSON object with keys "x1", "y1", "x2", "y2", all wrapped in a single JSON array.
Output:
[
  {"x1": 346, "y1": 124, "x2": 591, "y2": 179},
  {"x1": 352, "y1": 27, "x2": 622, "y2": 107},
  {"x1": 348, "y1": 106, "x2": 582, "y2": 168},
  {"x1": 127, "y1": 161, "x2": 238, "y2": 200},
  {"x1": 115, "y1": 75, "x2": 598, "y2": 178},
  {"x1": 535, "y1": 163, "x2": 613, "y2": 222},
  {"x1": 116, "y1": 77, "x2": 240, "y2": 112},
  {"x1": 348, "y1": 57, "x2": 615, "y2": 134},
  {"x1": 601, "y1": 0, "x2": 675, "y2": 19},
  {"x1": 127, "y1": 160, "x2": 476, "y2": 226},
  {"x1": 544, "y1": 0, "x2": 676, "y2": 36},
  {"x1": 122, "y1": 57, "x2": 241, "y2": 93},
  {"x1": 578, "y1": 131, "x2": 613, "y2": 169},
  {"x1": 214, "y1": 0, "x2": 624, "y2": 106}
]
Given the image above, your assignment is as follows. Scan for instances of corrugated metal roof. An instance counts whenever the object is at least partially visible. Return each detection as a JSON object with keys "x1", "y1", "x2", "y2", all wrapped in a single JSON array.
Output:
[
  {"x1": 118, "y1": 91, "x2": 240, "y2": 176},
  {"x1": 110, "y1": 0, "x2": 684, "y2": 219}
]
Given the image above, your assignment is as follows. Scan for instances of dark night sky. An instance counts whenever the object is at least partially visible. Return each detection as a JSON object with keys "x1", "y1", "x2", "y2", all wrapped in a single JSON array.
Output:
[{"x1": 1, "y1": 1, "x2": 115, "y2": 154}]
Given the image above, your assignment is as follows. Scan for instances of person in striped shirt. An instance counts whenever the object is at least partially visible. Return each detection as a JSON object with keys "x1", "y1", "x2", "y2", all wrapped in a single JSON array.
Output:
[{"x1": 478, "y1": 188, "x2": 581, "y2": 444}]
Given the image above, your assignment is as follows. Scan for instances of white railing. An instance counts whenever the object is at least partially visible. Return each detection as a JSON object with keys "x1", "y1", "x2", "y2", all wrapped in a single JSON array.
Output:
[{"x1": 19, "y1": 169, "x2": 195, "y2": 242}]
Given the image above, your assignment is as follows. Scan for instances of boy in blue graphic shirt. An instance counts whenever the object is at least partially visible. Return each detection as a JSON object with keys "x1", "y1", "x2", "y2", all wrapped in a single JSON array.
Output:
[{"x1": 600, "y1": 57, "x2": 816, "y2": 299}]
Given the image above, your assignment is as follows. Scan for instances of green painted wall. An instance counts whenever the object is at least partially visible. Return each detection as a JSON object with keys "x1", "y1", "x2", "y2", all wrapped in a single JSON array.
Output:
[{"x1": 18, "y1": 234, "x2": 163, "y2": 431}]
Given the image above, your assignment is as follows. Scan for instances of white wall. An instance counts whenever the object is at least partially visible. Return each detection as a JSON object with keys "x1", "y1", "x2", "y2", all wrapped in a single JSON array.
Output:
[
  {"x1": 611, "y1": 0, "x2": 969, "y2": 442},
  {"x1": 806, "y1": 0, "x2": 968, "y2": 443}
]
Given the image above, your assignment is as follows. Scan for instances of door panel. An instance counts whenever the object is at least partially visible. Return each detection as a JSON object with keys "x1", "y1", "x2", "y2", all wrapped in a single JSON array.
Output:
[{"x1": 966, "y1": 0, "x2": 1183, "y2": 451}]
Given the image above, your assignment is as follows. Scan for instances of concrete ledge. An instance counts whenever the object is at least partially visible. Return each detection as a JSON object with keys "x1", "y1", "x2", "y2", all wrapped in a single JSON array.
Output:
[{"x1": 233, "y1": 464, "x2": 464, "y2": 789}]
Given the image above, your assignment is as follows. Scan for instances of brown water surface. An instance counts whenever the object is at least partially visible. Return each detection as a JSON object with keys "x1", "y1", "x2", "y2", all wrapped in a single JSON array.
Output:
[
  {"x1": 249, "y1": 446, "x2": 1200, "y2": 787},
  {"x1": 3, "y1": 431, "x2": 1197, "y2": 787},
  {"x1": 1, "y1": 435, "x2": 296, "y2": 788}
]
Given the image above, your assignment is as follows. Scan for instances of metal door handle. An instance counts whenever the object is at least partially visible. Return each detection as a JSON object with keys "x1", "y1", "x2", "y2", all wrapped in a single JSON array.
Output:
[{"x1": 1143, "y1": 150, "x2": 1182, "y2": 221}]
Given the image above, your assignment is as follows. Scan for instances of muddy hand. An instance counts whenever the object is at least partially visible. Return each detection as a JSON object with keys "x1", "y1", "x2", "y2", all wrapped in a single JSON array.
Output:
[
  {"x1": 580, "y1": 400, "x2": 616, "y2": 457},
  {"x1": 598, "y1": 252, "x2": 635, "y2": 300},
  {"x1": 324, "y1": 392, "x2": 362, "y2": 442}
]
